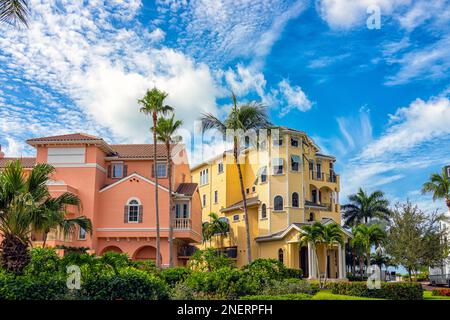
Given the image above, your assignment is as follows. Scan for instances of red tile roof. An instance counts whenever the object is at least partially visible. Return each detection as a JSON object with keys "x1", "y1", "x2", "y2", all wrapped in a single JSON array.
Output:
[
  {"x1": 27, "y1": 133, "x2": 104, "y2": 143},
  {"x1": 109, "y1": 144, "x2": 181, "y2": 159},
  {"x1": 175, "y1": 183, "x2": 198, "y2": 196},
  {"x1": 0, "y1": 157, "x2": 36, "y2": 168}
]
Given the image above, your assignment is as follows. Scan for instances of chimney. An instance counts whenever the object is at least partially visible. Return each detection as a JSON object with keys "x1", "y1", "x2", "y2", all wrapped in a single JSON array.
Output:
[{"x1": 0, "y1": 145, "x2": 4, "y2": 159}]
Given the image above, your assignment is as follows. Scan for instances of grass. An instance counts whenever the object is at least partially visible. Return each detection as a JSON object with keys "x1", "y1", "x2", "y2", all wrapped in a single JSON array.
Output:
[
  {"x1": 312, "y1": 290, "x2": 384, "y2": 300},
  {"x1": 241, "y1": 293, "x2": 313, "y2": 300},
  {"x1": 423, "y1": 290, "x2": 450, "y2": 300}
]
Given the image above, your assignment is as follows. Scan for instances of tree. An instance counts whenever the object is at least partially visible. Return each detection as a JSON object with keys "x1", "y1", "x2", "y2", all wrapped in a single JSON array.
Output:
[
  {"x1": 342, "y1": 188, "x2": 391, "y2": 227},
  {"x1": 0, "y1": 0, "x2": 29, "y2": 27},
  {"x1": 422, "y1": 168, "x2": 450, "y2": 211},
  {"x1": 0, "y1": 160, "x2": 91, "y2": 273},
  {"x1": 154, "y1": 114, "x2": 183, "y2": 268},
  {"x1": 299, "y1": 222, "x2": 324, "y2": 285},
  {"x1": 201, "y1": 93, "x2": 270, "y2": 264},
  {"x1": 351, "y1": 224, "x2": 385, "y2": 274},
  {"x1": 384, "y1": 202, "x2": 449, "y2": 281},
  {"x1": 322, "y1": 223, "x2": 344, "y2": 285},
  {"x1": 138, "y1": 87, "x2": 173, "y2": 268},
  {"x1": 33, "y1": 192, "x2": 92, "y2": 248},
  {"x1": 201, "y1": 213, "x2": 229, "y2": 248}
]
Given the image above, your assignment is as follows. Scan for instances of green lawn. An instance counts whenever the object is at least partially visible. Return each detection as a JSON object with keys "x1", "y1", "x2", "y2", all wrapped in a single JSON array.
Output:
[
  {"x1": 312, "y1": 290, "x2": 384, "y2": 300},
  {"x1": 423, "y1": 291, "x2": 450, "y2": 300}
]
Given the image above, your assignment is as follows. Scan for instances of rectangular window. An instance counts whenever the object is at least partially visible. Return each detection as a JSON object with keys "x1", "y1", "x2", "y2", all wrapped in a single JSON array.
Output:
[
  {"x1": 252, "y1": 186, "x2": 256, "y2": 193},
  {"x1": 214, "y1": 190, "x2": 218, "y2": 203},
  {"x1": 47, "y1": 147, "x2": 86, "y2": 164},
  {"x1": 272, "y1": 158, "x2": 284, "y2": 175},
  {"x1": 78, "y1": 227, "x2": 86, "y2": 240},
  {"x1": 218, "y1": 162, "x2": 224, "y2": 174},
  {"x1": 156, "y1": 163, "x2": 167, "y2": 178},
  {"x1": 291, "y1": 137, "x2": 299, "y2": 147},
  {"x1": 291, "y1": 155, "x2": 300, "y2": 172},
  {"x1": 246, "y1": 188, "x2": 250, "y2": 194},
  {"x1": 202, "y1": 194, "x2": 206, "y2": 207},
  {"x1": 233, "y1": 214, "x2": 240, "y2": 222},
  {"x1": 260, "y1": 166, "x2": 267, "y2": 183},
  {"x1": 309, "y1": 160, "x2": 314, "y2": 171},
  {"x1": 128, "y1": 205, "x2": 139, "y2": 223},
  {"x1": 200, "y1": 169, "x2": 209, "y2": 185},
  {"x1": 176, "y1": 203, "x2": 189, "y2": 219},
  {"x1": 273, "y1": 137, "x2": 283, "y2": 147},
  {"x1": 112, "y1": 163, "x2": 123, "y2": 178}
]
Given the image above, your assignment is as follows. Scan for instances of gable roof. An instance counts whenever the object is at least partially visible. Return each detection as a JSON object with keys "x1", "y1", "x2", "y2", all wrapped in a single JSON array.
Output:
[
  {"x1": 221, "y1": 197, "x2": 260, "y2": 213},
  {"x1": 27, "y1": 133, "x2": 115, "y2": 153},
  {"x1": 108, "y1": 144, "x2": 183, "y2": 160},
  {"x1": 99, "y1": 173, "x2": 170, "y2": 193},
  {"x1": 175, "y1": 183, "x2": 198, "y2": 196},
  {"x1": 0, "y1": 157, "x2": 36, "y2": 168}
]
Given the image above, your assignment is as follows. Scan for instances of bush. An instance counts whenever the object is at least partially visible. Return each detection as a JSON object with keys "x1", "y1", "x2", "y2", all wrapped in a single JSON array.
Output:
[
  {"x1": 79, "y1": 268, "x2": 169, "y2": 300},
  {"x1": 25, "y1": 248, "x2": 61, "y2": 277},
  {"x1": 346, "y1": 274, "x2": 368, "y2": 282},
  {"x1": 161, "y1": 267, "x2": 191, "y2": 287},
  {"x1": 0, "y1": 272, "x2": 67, "y2": 300},
  {"x1": 261, "y1": 278, "x2": 319, "y2": 296},
  {"x1": 188, "y1": 249, "x2": 234, "y2": 272},
  {"x1": 285, "y1": 268, "x2": 303, "y2": 279},
  {"x1": 432, "y1": 288, "x2": 450, "y2": 297},
  {"x1": 242, "y1": 259, "x2": 289, "y2": 281},
  {"x1": 240, "y1": 293, "x2": 312, "y2": 300},
  {"x1": 329, "y1": 281, "x2": 423, "y2": 300}
]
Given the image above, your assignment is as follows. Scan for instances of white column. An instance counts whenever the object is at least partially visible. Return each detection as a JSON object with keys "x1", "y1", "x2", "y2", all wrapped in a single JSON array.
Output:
[
  {"x1": 308, "y1": 242, "x2": 317, "y2": 279},
  {"x1": 338, "y1": 244, "x2": 346, "y2": 279}
]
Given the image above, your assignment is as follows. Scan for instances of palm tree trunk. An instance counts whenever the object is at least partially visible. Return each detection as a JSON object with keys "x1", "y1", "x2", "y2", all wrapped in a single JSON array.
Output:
[
  {"x1": 153, "y1": 112, "x2": 161, "y2": 268},
  {"x1": 167, "y1": 143, "x2": 174, "y2": 268},
  {"x1": 366, "y1": 250, "x2": 371, "y2": 272},
  {"x1": 42, "y1": 232, "x2": 48, "y2": 248},
  {"x1": 324, "y1": 247, "x2": 329, "y2": 286},
  {"x1": 235, "y1": 147, "x2": 252, "y2": 264}
]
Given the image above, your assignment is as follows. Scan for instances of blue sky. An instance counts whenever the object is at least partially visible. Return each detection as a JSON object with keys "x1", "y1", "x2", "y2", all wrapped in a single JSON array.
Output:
[{"x1": 0, "y1": 0, "x2": 449, "y2": 213}]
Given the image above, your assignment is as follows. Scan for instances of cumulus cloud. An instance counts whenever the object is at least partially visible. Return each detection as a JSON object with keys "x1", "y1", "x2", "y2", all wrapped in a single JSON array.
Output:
[{"x1": 277, "y1": 80, "x2": 313, "y2": 116}]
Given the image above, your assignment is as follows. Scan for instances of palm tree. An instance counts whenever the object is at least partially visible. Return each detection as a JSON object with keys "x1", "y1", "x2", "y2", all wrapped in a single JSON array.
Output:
[
  {"x1": 299, "y1": 222, "x2": 324, "y2": 283},
  {"x1": 322, "y1": 223, "x2": 344, "y2": 285},
  {"x1": 138, "y1": 87, "x2": 173, "y2": 268},
  {"x1": 351, "y1": 224, "x2": 385, "y2": 274},
  {"x1": 208, "y1": 212, "x2": 229, "y2": 247},
  {"x1": 342, "y1": 188, "x2": 391, "y2": 227},
  {"x1": 422, "y1": 168, "x2": 450, "y2": 210},
  {"x1": 154, "y1": 114, "x2": 183, "y2": 268},
  {"x1": 0, "y1": 0, "x2": 29, "y2": 27},
  {"x1": 33, "y1": 192, "x2": 92, "y2": 248},
  {"x1": 201, "y1": 93, "x2": 270, "y2": 263}
]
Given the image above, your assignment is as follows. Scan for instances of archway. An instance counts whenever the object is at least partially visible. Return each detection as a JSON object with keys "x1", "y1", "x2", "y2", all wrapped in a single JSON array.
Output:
[
  {"x1": 133, "y1": 245, "x2": 158, "y2": 261},
  {"x1": 100, "y1": 246, "x2": 123, "y2": 255}
]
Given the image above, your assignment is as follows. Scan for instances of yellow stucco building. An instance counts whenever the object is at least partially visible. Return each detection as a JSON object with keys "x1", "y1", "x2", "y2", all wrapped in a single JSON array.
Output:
[{"x1": 191, "y1": 126, "x2": 351, "y2": 279}]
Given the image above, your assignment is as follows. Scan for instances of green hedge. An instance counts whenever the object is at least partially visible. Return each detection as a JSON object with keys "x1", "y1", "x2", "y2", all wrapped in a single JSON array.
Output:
[
  {"x1": 241, "y1": 293, "x2": 312, "y2": 300},
  {"x1": 329, "y1": 281, "x2": 423, "y2": 300}
]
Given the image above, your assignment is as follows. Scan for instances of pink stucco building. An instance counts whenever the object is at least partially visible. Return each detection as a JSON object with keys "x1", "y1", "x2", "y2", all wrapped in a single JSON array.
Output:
[{"x1": 0, "y1": 133, "x2": 202, "y2": 267}]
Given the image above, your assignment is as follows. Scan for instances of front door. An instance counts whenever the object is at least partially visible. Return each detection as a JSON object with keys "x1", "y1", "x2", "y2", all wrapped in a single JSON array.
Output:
[{"x1": 300, "y1": 246, "x2": 309, "y2": 278}]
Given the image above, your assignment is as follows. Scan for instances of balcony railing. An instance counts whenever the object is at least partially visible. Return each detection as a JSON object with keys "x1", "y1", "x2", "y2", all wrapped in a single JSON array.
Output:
[
  {"x1": 174, "y1": 218, "x2": 191, "y2": 230},
  {"x1": 309, "y1": 170, "x2": 338, "y2": 183}
]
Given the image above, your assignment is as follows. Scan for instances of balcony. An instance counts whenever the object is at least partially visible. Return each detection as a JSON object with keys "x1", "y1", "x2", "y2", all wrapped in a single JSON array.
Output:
[
  {"x1": 174, "y1": 218, "x2": 191, "y2": 230},
  {"x1": 309, "y1": 170, "x2": 338, "y2": 183}
]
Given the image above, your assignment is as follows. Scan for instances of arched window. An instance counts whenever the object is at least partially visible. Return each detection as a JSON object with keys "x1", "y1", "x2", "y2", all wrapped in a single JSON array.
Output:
[
  {"x1": 292, "y1": 192, "x2": 299, "y2": 208},
  {"x1": 274, "y1": 196, "x2": 283, "y2": 211},
  {"x1": 309, "y1": 212, "x2": 315, "y2": 222},
  {"x1": 261, "y1": 204, "x2": 267, "y2": 219},
  {"x1": 126, "y1": 199, "x2": 141, "y2": 223},
  {"x1": 278, "y1": 248, "x2": 284, "y2": 263}
]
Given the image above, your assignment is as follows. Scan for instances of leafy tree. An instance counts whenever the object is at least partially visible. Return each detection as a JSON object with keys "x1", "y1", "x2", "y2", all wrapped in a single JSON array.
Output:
[
  {"x1": 321, "y1": 223, "x2": 344, "y2": 285},
  {"x1": 299, "y1": 222, "x2": 323, "y2": 284},
  {"x1": 351, "y1": 223, "x2": 385, "y2": 273},
  {"x1": 0, "y1": 0, "x2": 29, "y2": 27},
  {"x1": 138, "y1": 87, "x2": 173, "y2": 268},
  {"x1": 384, "y1": 202, "x2": 449, "y2": 281},
  {"x1": 342, "y1": 188, "x2": 391, "y2": 227},
  {"x1": 422, "y1": 168, "x2": 450, "y2": 211},
  {"x1": 154, "y1": 114, "x2": 183, "y2": 268},
  {"x1": 201, "y1": 93, "x2": 270, "y2": 263}
]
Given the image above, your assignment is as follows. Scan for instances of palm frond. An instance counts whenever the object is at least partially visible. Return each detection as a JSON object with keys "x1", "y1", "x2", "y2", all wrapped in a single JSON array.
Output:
[{"x1": 0, "y1": 0, "x2": 29, "y2": 27}]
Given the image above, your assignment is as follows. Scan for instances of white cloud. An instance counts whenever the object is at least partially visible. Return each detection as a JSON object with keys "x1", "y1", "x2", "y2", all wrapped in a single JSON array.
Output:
[{"x1": 277, "y1": 79, "x2": 313, "y2": 115}]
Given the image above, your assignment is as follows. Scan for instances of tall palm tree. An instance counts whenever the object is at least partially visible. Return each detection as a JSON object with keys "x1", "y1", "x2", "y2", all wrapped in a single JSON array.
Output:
[
  {"x1": 351, "y1": 224, "x2": 385, "y2": 273},
  {"x1": 154, "y1": 114, "x2": 183, "y2": 268},
  {"x1": 422, "y1": 168, "x2": 450, "y2": 210},
  {"x1": 0, "y1": 0, "x2": 29, "y2": 27},
  {"x1": 33, "y1": 192, "x2": 92, "y2": 248},
  {"x1": 322, "y1": 223, "x2": 344, "y2": 285},
  {"x1": 201, "y1": 93, "x2": 270, "y2": 263},
  {"x1": 342, "y1": 188, "x2": 391, "y2": 227},
  {"x1": 299, "y1": 222, "x2": 324, "y2": 283},
  {"x1": 138, "y1": 87, "x2": 173, "y2": 268}
]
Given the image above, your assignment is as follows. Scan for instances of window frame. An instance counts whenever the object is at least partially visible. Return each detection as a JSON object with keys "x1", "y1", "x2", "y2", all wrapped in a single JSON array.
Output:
[
  {"x1": 291, "y1": 155, "x2": 300, "y2": 172},
  {"x1": 292, "y1": 192, "x2": 299, "y2": 208},
  {"x1": 78, "y1": 227, "x2": 86, "y2": 240},
  {"x1": 214, "y1": 190, "x2": 218, "y2": 204},
  {"x1": 202, "y1": 194, "x2": 207, "y2": 207},
  {"x1": 112, "y1": 163, "x2": 124, "y2": 179},
  {"x1": 290, "y1": 137, "x2": 299, "y2": 147},
  {"x1": 274, "y1": 195, "x2": 284, "y2": 211},
  {"x1": 233, "y1": 214, "x2": 240, "y2": 222},
  {"x1": 127, "y1": 199, "x2": 140, "y2": 223},
  {"x1": 155, "y1": 162, "x2": 167, "y2": 178},
  {"x1": 272, "y1": 158, "x2": 284, "y2": 175},
  {"x1": 261, "y1": 203, "x2": 267, "y2": 219},
  {"x1": 218, "y1": 162, "x2": 224, "y2": 174}
]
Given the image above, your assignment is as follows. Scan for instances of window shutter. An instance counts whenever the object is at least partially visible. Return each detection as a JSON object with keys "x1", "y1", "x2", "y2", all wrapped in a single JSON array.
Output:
[
  {"x1": 107, "y1": 165, "x2": 111, "y2": 178},
  {"x1": 124, "y1": 205, "x2": 128, "y2": 223},
  {"x1": 138, "y1": 205, "x2": 143, "y2": 223},
  {"x1": 123, "y1": 165, "x2": 128, "y2": 177}
]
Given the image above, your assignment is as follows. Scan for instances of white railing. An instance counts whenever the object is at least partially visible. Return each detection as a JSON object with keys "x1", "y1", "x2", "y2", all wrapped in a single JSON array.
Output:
[{"x1": 174, "y1": 218, "x2": 191, "y2": 230}]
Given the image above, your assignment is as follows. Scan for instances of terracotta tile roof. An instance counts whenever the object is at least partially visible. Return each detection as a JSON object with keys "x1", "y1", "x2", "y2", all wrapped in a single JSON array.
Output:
[
  {"x1": 0, "y1": 157, "x2": 36, "y2": 168},
  {"x1": 221, "y1": 197, "x2": 260, "y2": 213},
  {"x1": 109, "y1": 144, "x2": 180, "y2": 159},
  {"x1": 27, "y1": 133, "x2": 103, "y2": 143},
  {"x1": 175, "y1": 183, "x2": 198, "y2": 196}
]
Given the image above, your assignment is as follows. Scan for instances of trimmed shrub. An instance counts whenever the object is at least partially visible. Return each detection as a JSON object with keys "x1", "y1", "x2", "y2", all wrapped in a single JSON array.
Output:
[
  {"x1": 346, "y1": 274, "x2": 368, "y2": 282},
  {"x1": 25, "y1": 248, "x2": 61, "y2": 277},
  {"x1": 240, "y1": 293, "x2": 312, "y2": 300},
  {"x1": 329, "y1": 281, "x2": 423, "y2": 300},
  {"x1": 285, "y1": 268, "x2": 303, "y2": 279},
  {"x1": 432, "y1": 288, "x2": 450, "y2": 297},
  {"x1": 79, "y1": 268, "x2": 169, "y2": 300},
  {"x1": 161, "y1": 267, "x2": 191, "y2": 287},
  {"x1": 261, "y1": 278, "x2": 320, "y2": 296}
]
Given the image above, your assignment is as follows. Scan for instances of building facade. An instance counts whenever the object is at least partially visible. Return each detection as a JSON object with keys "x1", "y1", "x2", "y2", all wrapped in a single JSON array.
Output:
[
  {"x1": 0, "y1": 133, "x2": 202, "y2": 267},
  {"x1": 191, "y1": 127, "x2": 351, "y2": 279}
]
